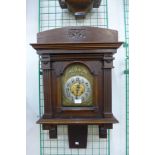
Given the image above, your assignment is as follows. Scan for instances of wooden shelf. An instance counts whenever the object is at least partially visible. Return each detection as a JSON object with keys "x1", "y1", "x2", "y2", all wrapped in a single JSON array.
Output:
[{"x1": 37, "y1": 116, "x2": 118, "y2": 125}]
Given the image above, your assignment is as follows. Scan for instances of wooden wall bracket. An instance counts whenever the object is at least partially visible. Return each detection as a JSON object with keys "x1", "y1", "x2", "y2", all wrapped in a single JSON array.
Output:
[
  {"x1": 68, "y1": 125, "x2": 88, "y2": 148},
  {"x1": 43, "y1": 124, "x2": 57, "y2": 138},
  {"x1": 99, "y1": 124, "x2": 113, "y2": 138},
  {"x1": 42, "y1": 124, "x2": 112, "y2": 143},
  {"x1": 58, "y1": 0, "x2": 102, "y2": 18},
  {"x1": 99, "y1": 126, "x2": 107, "y2": 138}
]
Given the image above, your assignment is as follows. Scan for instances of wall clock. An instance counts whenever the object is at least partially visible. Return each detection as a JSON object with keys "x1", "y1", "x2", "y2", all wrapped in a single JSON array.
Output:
[{"x1": 31, "y1": 26, "x2": 123, "y2": 148}]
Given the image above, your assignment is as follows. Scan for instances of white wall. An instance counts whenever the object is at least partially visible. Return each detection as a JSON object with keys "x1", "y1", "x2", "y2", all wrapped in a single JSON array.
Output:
[
  {"x1": 26, "y1": 0, "x2": 40, "y2": 155},
  {"x1": 108, "y1": 0, "x2": 126, "y2": 154}
]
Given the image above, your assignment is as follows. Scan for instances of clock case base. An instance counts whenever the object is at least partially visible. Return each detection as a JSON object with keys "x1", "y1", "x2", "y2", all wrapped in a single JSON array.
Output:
[
  {"x1": 38, "y1": 116, "x2": 118, "y2": 148},
  {"x1": 41, "y1": 122, "x2": 115, "y2": 148},
  {"x1": 31, "y1": 26, "x2": 122, "y2": 148},
  {"x1": 44, "y1": 126, "x2": 108, "y2": 148}
]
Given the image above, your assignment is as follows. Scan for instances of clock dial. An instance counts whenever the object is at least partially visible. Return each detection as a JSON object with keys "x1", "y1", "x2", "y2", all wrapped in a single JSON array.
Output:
[
  {"x1": 64, "y1": 76, "x2": 91, "y2": 103},
  {"x1": 62, "y1": 63, "x2": 93, "y2": 106}
]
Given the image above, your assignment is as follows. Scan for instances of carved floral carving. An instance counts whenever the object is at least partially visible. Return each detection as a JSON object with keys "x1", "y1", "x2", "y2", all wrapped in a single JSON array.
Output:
[{"x1": 68, "y1": 29, "x2": 86, "y2": 40}]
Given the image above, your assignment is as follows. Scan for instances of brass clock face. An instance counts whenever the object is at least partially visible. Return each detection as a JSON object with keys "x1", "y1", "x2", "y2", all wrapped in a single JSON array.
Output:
[{"x1": 62, "y1": 63, "x2": 93, "y2": 106}]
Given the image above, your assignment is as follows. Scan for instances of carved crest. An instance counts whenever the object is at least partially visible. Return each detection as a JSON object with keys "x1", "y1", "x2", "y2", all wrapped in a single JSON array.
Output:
[{"x1": 68, "y1": 28, "x2": 87, "y2": 40}]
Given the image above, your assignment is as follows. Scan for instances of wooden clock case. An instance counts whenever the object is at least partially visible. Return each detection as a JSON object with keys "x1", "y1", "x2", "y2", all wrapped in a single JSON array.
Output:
[{"x1": 31, "y1": 26, "x2": 122, "y2": 148}]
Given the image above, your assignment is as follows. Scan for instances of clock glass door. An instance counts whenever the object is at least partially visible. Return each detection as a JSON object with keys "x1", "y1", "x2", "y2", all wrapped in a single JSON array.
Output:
[{"x1": 62, "y1": 63, "x2": 93, "y2": 106}]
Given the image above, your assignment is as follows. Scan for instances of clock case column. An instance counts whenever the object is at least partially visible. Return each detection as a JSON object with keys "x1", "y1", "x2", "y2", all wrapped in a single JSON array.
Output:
[
  {"x1": 40, "y1": 55, "x2": 58, "y2": 138},
  {"x1": 31, "y1": 26, "x2": 123, "y2": 148}
]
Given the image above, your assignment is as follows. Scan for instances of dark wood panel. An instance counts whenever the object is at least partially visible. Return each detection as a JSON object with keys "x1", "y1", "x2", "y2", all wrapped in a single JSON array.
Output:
[
  {"x1": 103, "y1": 69, "x2": 113, "y2": 118},
  {"x1": 35, "y1": 27, "x2": 119, "y2": 43},
  {"x1": 68, "y1": 125, "x2": 88, "y2": 148},
  {"x1": 42, "y1": 70, "x2": 53, "y2": 118}
]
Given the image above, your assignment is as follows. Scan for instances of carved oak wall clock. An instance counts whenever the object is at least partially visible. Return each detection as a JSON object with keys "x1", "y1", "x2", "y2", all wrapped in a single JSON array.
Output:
[{"x1": 31, "y1": 26, "x2": 123, "y2": 148}]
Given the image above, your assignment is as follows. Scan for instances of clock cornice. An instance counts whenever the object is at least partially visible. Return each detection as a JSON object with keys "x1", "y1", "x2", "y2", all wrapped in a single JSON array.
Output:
[{"x1": 31, "y1": 42, "x2": 123, "y2": 50}]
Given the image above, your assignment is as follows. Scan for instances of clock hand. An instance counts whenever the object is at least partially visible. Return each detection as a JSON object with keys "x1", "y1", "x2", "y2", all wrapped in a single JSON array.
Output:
[{"x1": 75, "y1": 82, "x2": 81, "y2": 99}]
